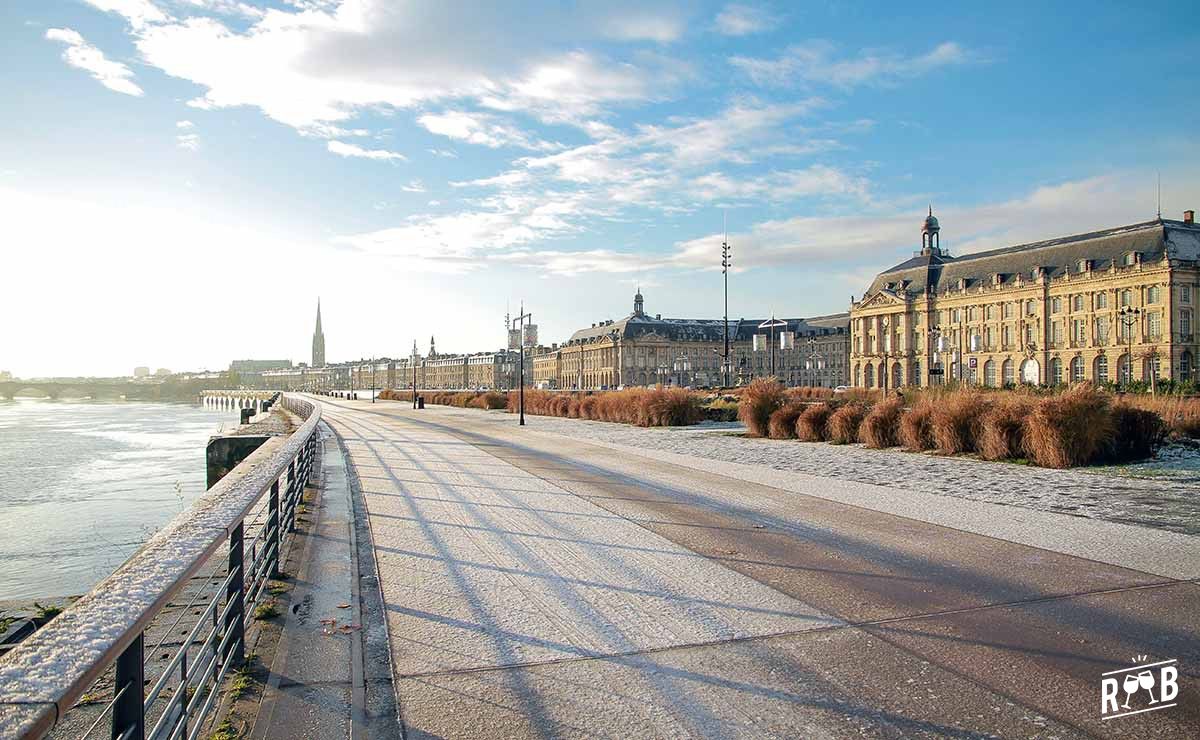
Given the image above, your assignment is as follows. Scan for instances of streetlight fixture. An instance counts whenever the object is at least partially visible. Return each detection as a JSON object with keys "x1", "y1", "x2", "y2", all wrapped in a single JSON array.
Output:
[
  {"x1": 720, "y1": 216, "x2": 732, "y2": 388},
  {"x1": 511, "y1": 303, "x2": 532, "y2": 425},
  {"x1": 757, "y1": 316, "x2": 787, "y2": 378},
  {"x1": 1117, "y1": 306, "x2": 1142, "y2": 390},
  {"x1": 673, "y1": 353, "x2": 691, "y2": 387},
  {"x1": 805, "y1": 336, "x2": 825, "y2": 387},
  {"x1": 411, "y1": 340, "x2": 419, "y2": 409}
]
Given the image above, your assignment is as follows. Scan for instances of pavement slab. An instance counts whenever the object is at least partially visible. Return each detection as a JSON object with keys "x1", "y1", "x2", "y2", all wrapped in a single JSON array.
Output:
[{"x1": 316, "y1": 398, "x2": 1200, "y2": 739}]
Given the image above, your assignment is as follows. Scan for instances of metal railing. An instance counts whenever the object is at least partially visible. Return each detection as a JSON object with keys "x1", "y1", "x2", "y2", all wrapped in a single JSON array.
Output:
[{"x1": 0, "y1": 394, "x2": 320, "y2": 740}]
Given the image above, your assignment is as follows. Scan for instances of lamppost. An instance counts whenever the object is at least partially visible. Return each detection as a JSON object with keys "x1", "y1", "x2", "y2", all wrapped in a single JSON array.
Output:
[
  {"x1": 757, "y1": 316, "x2": 787, "y2": 378},
  {"x1": 673, "y1": 353, "x2": 690, "y2": 387},
  {"x1": 656, "y1": 363, "x2": 669, "y2": 386},
  {"x1": 371, "y1": 356, "x2": 376, "y2": 403},
  {"x1": 511, "y1": 304, "x2": 532, "y2": 425},
  {"x1": 805, "y1": 337, "x2": 825, "y2": 387},
  {"x1": 930, "y1": 324, "x2": 945, "y2": 386},
  {"x1": 720, "y1": 217, "x2": 732, "y2": 388},
  {"x1": 1117, "y1": 306, "x2": 1141, "y2": 390},
  {"x1": 411, "y1": 340, "x2": 419, "y2": 409}
]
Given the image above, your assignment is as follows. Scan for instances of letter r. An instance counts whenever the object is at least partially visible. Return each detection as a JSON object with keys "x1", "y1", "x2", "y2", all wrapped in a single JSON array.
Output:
[{"x1": 1101, "y1": 678, "x2": 1120, "y2": 714}]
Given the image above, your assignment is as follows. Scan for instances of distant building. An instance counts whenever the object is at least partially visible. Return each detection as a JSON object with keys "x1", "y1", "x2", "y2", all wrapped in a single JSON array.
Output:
[
  {"x1": 557, "y1": 290, "x2": 849, "y2": 389},
  {"x1": 850, "y1": 209, "x2": 1200, "y2": 389},
  {"x1": 0, "y1": 370, "x2": 11, "y2": 381},
  {"x1": 133, "y1": 366, "x2": 150, "y2": 378},
  {"x1": 229, "y1": 359, "x2": 293, "y2": 373},
  {"x1": 312, "y1": 299, "x2": 326, "y2": 368},
  {"x1": 154, "y1": 368, "x2": 171, "y2": 377}
]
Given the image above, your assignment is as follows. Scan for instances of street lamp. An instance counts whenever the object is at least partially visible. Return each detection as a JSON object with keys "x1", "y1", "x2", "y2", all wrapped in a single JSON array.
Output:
[
  {"x1": 511, "y1": 304, "x2": 532, "y2": 425},
  {"x1": 757, "y1": 316, "x2": 787, "y2": 378},
  {"x1": 1117, "y1": 306, "x2": 1141, "y2": 390},
  {"x1": 805, "y1": 336, "x2": 825, "y2": 387},
  {"x1": 656, "y1": 363, "x2": 669, "y2": 386},
  {"x1": 371, "y1": 355, "x2": 376, "y2": 403},
  {"x1": 411, "y1": 340, "x2": 419, "y2": 409},
  {"x1": 720, "y1": 216, "x2": 732, "y2": 388},
  {"x1": 673, "y1": 353, "x2": 690, "y2": 387}
]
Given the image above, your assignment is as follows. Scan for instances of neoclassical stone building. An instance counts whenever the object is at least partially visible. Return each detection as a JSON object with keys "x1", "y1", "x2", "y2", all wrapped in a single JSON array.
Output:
[
  {"x1": 850, "y1": 210, "x2": 1200, "y2": 389},
  {"x1": 559, "y1": 290, "x2": 849, "y2": 389}
]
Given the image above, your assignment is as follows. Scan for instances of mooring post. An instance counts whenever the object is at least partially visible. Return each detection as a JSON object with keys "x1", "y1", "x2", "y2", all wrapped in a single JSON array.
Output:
[{"x1": 112, "y1": 633, "x2": 145, "y2": 740}]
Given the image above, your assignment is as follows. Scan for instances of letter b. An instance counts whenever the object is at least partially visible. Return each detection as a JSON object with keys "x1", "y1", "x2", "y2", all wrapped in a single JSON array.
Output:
[{"x1": 1160, "y1": 666, "x2": 1179, "y2": 702}]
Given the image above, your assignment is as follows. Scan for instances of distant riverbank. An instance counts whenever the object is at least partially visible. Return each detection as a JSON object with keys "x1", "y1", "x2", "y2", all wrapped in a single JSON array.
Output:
[{"x1": 0, "y1": 399, "x2": 237, "y2": 601}]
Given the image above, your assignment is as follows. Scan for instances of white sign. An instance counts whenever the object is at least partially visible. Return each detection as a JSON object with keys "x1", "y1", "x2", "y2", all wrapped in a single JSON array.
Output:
[
  {"x1": 753, "y1": 334, "x2": 767, "y2": 352},
  {"x1": 1101, "y1": 657, "x2": 1179, "y2": 721},
  {"x1": 779, "y1": 331, "x2": 795, "y2": 350}
]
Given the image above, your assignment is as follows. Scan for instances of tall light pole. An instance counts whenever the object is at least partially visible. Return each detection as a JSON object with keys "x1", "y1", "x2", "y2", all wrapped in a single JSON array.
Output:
[
  {"x1": 758, "y1": 316, "x2": 787, "y2": 378},
  {"x1": 720, "y1": 216, "x2": 732, "y2": 387},
  {"x1": 411, "y1": 340, "x2": 419, "y2": 409},
  {"x1": 511, "y1": 304, "x2": 532, "y2": 425},
  {"x1": 1117, "y1": 306, "x2": 1141, "y2": 390},
  {"x1": 371, "y1": 355, "x2": 376, "y2": 403},
  {"x1": 673, "y1": 353, "x2": 690, "y2": 387}
]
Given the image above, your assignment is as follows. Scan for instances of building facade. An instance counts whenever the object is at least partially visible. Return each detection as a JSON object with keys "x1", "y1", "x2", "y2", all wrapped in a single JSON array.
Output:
[
  {"x1": 532, "y1": 346, "x2": 561, "y2": 389},
  {"x1": 850, "y1": 210, "x2": 1200, "y2": 389},
  {"x1": 557, "y1": 291, "x2": 849, "y2": 390}
]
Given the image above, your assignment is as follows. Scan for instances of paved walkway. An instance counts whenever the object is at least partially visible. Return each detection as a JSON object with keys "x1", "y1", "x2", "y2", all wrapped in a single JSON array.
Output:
[{"x1": 317, "y1": 398, "x2": 1199, "y2": 739}]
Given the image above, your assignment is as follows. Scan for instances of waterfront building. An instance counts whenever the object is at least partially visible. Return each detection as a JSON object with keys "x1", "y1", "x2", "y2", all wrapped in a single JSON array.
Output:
[
  {"x1": 849, "y1": 209, "x2": 1200, "y2": 389},
  {"x1": 532, "y1": 346, "x2": 561, "y2": 389},
  {"x1": 558, "y1": 290, "x2": 849, "y2": 389},
  {"x1": 312, "y1": 299, "x2": 326, "y2": 368}
]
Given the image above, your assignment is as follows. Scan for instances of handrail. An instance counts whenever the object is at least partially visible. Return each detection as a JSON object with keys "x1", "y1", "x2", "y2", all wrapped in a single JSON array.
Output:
[{"x1": 0, "y1": 394, "x2": 320, "y2": 740}]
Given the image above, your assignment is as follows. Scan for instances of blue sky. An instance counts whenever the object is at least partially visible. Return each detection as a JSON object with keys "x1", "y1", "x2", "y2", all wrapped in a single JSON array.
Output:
[{"x1": 1, "y1": 0, "x2": 1197, "y2": 377}]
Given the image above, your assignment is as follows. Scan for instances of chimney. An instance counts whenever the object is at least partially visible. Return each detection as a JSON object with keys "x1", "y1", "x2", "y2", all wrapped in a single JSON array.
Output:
[{"x1": 1185, "y1": 209, "x2": 1195, "y2": 224}]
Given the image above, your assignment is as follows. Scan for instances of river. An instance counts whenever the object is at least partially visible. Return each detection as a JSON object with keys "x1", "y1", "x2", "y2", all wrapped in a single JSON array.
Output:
[{"x1": 0, "y1": 399, "x2": 237, "y2": 602}]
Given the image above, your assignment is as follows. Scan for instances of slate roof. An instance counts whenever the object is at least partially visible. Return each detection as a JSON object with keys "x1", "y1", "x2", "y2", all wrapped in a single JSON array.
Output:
[
  {"x1": 864, "y1": 218, "x2": 1200, "y2": 298},
  {"x1": 566, "y1": 312, "x2": 849, "y2": 345}
]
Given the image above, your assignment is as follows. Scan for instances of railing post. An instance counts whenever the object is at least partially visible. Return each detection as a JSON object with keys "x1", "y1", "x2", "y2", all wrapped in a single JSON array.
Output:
[
  {"x1": 269, "y1": 479, "x2": 281, "y2": 579},
  {"x1": 112, "y1": 633, "x2": 145, "y2": 740},
  {"x1": 286, "y1": 460, "x2": 297, "y2": 533},
  {"x1": 225, "y1": 522, "x2": 245, "y2": 666}
]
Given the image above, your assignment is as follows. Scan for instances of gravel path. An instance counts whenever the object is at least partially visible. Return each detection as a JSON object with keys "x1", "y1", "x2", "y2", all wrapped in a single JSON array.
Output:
[{"x1": 462, "y1": 414, "x2": 1200, "y2": 536}]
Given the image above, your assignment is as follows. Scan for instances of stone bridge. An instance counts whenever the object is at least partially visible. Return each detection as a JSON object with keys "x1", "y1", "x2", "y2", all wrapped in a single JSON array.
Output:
[{"x1": 0, "y1": 381, "x2": 148, "y2": 400}]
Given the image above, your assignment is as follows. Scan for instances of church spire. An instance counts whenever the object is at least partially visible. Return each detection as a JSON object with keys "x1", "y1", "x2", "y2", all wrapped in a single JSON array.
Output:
[{"x1": 311, "y1": 298, "x2": 326, "y2": 367}]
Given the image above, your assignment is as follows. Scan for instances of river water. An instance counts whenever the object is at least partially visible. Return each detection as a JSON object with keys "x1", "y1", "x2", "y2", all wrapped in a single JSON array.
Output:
[{"x1": 0, "y1": 399, "x2": 237, "y2": 602}]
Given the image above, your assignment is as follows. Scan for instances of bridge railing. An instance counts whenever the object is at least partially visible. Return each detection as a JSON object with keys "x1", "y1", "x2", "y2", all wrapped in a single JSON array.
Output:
[{"x1": 0, "y1": 394, "x2": 320, "y2": 740}]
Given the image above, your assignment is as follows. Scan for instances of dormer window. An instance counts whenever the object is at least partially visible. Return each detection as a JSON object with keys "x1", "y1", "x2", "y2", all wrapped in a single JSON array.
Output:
[
  {"x1": 1078, "y1": 259, "x2": 1090, "y2": 272},
  {"x1": 992, "y1": 273, "x2": 1003, "y2": 285},
  {"x1": 1031, "y1": 267, "x2": 1040, "y2": 280},
  {"x1": 957, "y1": 278, "x2": 967, "y2": 291},
  {"x1": 1124, "y1": 252, "x2": 1137, "y2": 266}
]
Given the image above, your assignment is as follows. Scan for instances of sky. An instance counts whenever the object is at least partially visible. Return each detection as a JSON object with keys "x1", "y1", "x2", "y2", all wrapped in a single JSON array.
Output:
[{"x1": 1, "y1": 0, "x2": 1197, "y2": 378}]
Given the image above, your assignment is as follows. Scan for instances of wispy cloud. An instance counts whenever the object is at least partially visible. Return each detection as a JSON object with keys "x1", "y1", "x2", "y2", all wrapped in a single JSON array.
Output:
[
  {"x1": 732, "y1": 40, "x2": 971, "y2": 88},
  {"x1": 326, "y1": 140, "x2": 407, "y2": 162},
  {"x1": 45, "y1": 27, "x2": 144, "y2": 96},
  {"x1": 176, "y1": 132, "x2": 200, "y2": 150},
  {"x1": 175, "y1": 119, "x2": 194, "y2": 129},
  {"x1": 714, "y1": 4, "x2": 775, "y2": 36},
  {"x1": 417, "y1": 110, "x2": 558, "y2": 151}
]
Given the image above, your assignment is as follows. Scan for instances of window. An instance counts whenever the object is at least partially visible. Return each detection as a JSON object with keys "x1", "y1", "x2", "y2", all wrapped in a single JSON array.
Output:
[
  {"x1": 952, "y1": 308, "x2": 961, "y2": 323},
  {"x1": 1120, "y1": 319, "x2": 1134, "y2": 343},
  {"x1": 1182, "y1": 286, "x2": 1192, "y2": 304},
  {"x1": 1052, "y1": 321, "x2": 1064, "y2": 345},
  {"x1": 1003, "y1": 302, "x2": 1014, "y2": 319},
  {"x1": 1071, "y1": 356, "x2": 1085, "y2": 383},
  {"x1": 1052, "y1": 296, "x2": 1063, "y2": 313},
  {"x1": 1026, "y1": 299, "x2": 1037, "y2": 316},
  {"x1": 1120, "y1": 289, "x2": 1133, "y2": 308},
  {"x1": 968, "y1": 306, "x2": 978, "y2": 322},
  {"x1": 1095, "y1": 317, "x2": 1109, "y2": 344},
  {"x1": 1181, "y1": 351, "x2": 1193, "y2": 382},
  {"x1": 1182, "y1": 310, "x2": 1192, "y2": 338},
  {"x1": 1002, "y1": 359, "x2": 1015, "y2": 385},
  {"x1": 985, "y1": 304, "x2": 995, "y2": 321},
  {"x1": 1050, "y1": 357, "x2": 1063, "y2": 385},
  {"x1": 865, "y1": 364, "x2": 875, "y2": 387},
  {"x1": 1096, "y1": 292, "x2": 1108, "y2": 309},
  {"x1": 1147, "y1": 285, "x2": 1161, "y2": 304},
  {"x1": 1072, "y1": 319, "x2": 1087, "y2": 344},
  {"x1": 984, "y1": 327, "x2": 994, "y2": 349},
  {"x1": 1148, "y1": 312, "x2": 1161, "y2": 340},
  {"x1": 1124, "y1": 252, "x2": 1137, "y2": 266},
  {"x1": 1024, "y1": 323, "x2": 1036, "y2": 346},
  {"x1": 1148, "y1": 355, "x2": 1161, "y2": 380},
  {"x1": 1096, "y1": 355, "x2": 1109, "y2": 383},
  {"x1": 984, "y1": 360, "x2": 997, "y2": 387},
  {"x1": 1078, "y1": 260, "x2": 1089, "y2": 272},
  {"x1": 1072, "y1": 295, "x2": 1084, "y2": 312},
  {"x1": 1003, "y1": 325, "x2": 1014, "y2": 348}
]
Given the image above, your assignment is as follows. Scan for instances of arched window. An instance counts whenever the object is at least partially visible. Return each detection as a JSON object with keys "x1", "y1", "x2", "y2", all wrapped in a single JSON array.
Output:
[
  {"x1": 1002, "y1": 358, "x2": 1014, "y2": 385},
  {"x1": 913, "y1": 360, "x2": 921, "y2": 386},
  {"x1": 1071, "y1": 356, "x2": 1085, "y2": 383},
  {"x1": 1182, "y1": 351, "x2": 1194, "y2": 382},
  {"x1": 892, "y1": 362, "x2": 902, "y2": 389},
  {"x1": 984, "y1": 359, "x2": 996, "y2": 387},
  {"x1": 1050, "y1": 357, "x2": 1063, "y2": 385},
  {"x1": 1118, "y1": 354, "x2": 1132, "y2": 385},
  {"x1": 864, "y1": 364, "x2": 874, "y2": 388},
  {"x1": 1095, "y1": 355, "x2": 1109, "y2": 383}
]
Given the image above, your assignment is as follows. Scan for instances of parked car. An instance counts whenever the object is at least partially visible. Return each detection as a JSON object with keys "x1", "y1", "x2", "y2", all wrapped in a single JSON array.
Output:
[{"x1": 833, "y1": 385, "x2": 850, "y2": 394}]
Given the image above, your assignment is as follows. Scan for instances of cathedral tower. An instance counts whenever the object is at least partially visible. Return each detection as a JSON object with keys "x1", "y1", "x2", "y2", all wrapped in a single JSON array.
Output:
[{"x1": 312, "y1": 299, "x2": 326, "y2": 367}]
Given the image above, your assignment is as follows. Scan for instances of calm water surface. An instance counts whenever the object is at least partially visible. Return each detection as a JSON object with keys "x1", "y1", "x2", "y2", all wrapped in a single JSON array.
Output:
[{"x1": 0, "y1": 399, "x2": 237, "y2": 601}]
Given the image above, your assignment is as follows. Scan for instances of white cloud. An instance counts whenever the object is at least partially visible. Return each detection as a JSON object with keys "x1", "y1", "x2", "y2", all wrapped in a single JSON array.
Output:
[
  {"x1": 82, "y1": 0, "x2": 168, "y2": 29},
  {"x1": 45, "y1": 27, "x2": 144, "y2": 97},
  {"x1": 176, "y1": 119, "x2": 194, "y2": 128},
  {"x1": 732, "y1": 40, "x2": 971, "y2": 88},
  {"x1": 180, "y1": 0, "x2": 267, "y2": 20},
  {"x1": 176, "y1": 132, "x2": 200, "y2": 150},
  {"x1": 400, "y1": 180, "x2": 425, "y2": 193},
  {"x1": 428, "y1": 148, "x2": 458, "y2": 158},
  {"x1": 417, "y1": 110, "x2": 557, "y2": 151},
  {"x1": 326, "y1": 140, "x2": 406, "y2": 161},
  {"x1": 714, "y1": 4, "x2": 774, "y2": 36}
]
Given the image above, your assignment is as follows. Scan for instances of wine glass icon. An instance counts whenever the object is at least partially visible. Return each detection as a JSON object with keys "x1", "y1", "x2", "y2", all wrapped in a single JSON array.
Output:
[
  {"x1": 1122, "y1": 673, "x2": 1140, "y2": 708},
  {"x1": 1138, "y1": 670, "x2": 1157, "y2": 704}
]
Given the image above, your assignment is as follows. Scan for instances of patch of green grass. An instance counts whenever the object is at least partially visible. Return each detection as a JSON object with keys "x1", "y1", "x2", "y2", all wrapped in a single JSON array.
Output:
[
  {"x1": 228, "y1": 667, "x2": 253, "y2": 699},
  {"x1": 266, "y1": 582, "x2": 288, "y2": 596},
  {"x1": 76, "y1": 693, "x2": 103, "y2": 706},
  {"x1": 209, "y1": 719, "x2": 238, "y2": 740},
  {"x1": 252, "y1": 601, "x2": 279, "y2": 620},
  {"x1": 0, "y1": 616, "x2": 15, "y2": 634},
  {"x1": 33, "y1": 602, "x2": 62, "y2": 621}
]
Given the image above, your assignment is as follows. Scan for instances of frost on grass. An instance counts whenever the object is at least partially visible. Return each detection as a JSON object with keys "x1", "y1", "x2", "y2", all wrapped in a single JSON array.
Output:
[{"x1": 0, "y1": 398, "x2": 318, "y2": 732}]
